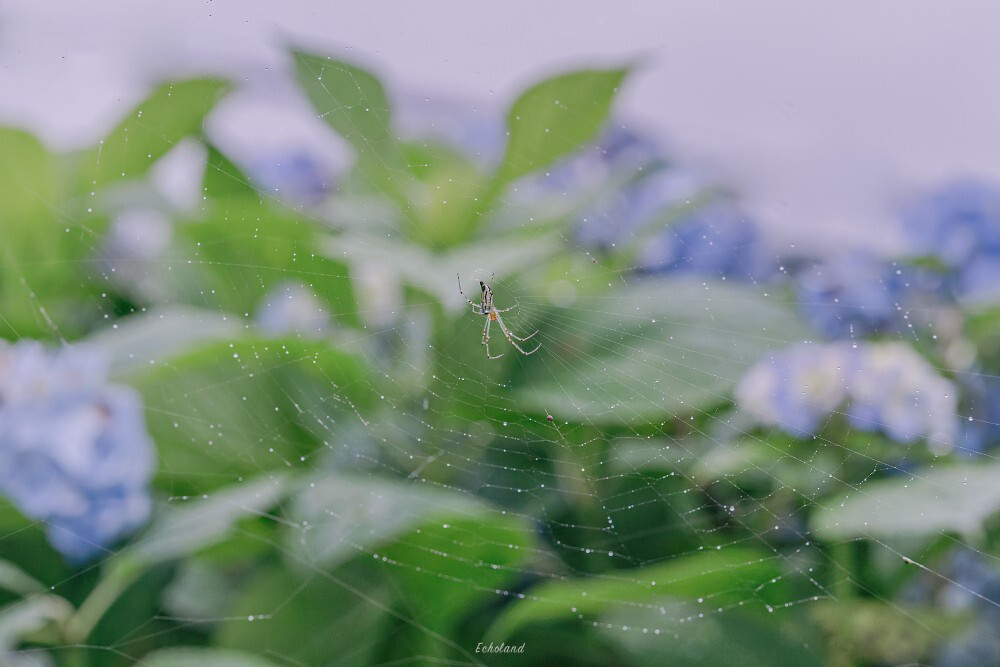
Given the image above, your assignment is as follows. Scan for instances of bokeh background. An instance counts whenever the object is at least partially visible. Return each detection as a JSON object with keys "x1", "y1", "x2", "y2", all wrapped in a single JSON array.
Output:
[{"x1": 3, "y1": 2, "x2": 1000, "y2": 666}]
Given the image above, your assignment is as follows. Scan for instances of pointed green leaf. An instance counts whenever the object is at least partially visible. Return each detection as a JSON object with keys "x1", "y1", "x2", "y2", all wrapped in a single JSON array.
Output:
[
  {"x1": 497, "y1": 67, "x2": 627, "y2": 185},
  {"x1": 86, "y1": 78, "x2": 229, "y2": 187}
]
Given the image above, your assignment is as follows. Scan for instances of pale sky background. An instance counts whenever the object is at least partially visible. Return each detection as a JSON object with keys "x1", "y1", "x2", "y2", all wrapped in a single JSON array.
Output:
[{"x1": 2, "y1": 1, "x2": 997, "y2": 254}]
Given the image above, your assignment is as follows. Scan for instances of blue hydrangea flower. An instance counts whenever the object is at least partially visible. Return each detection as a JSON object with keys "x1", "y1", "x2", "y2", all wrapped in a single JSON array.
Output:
[
  {"x1": 0, "y1": 341, "x2": 155, "y2": 562},
  {"x1": 544, "y1": 125, "x2": 666, "y2": 195},
  {"x1": 795, "y1": 254, "x2": 909, "y2": 339},
  {"x1": 954, "y1": 375, "x2": 1000, "y2": 455},
  {"x1": 513, "y1": 125, "x2": 666, "y2": 211},
  {"x1": 249, "y1": 152, "x2": 333, "y2": 207},
  {"x1": 636, "y1": 201, "x2": 770, "y2": 281},
  {"x1": 934, "y1": 549, "x2": 1000, "y2": 666},
  {"x1": 903, "y1": 180, "x2": 1000, "y2": 303}
]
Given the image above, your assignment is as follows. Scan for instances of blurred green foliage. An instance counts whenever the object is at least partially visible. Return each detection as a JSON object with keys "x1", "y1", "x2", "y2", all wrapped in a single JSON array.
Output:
[{"x1": 0, "y1": 47, "x2": 996, "y2": 667}]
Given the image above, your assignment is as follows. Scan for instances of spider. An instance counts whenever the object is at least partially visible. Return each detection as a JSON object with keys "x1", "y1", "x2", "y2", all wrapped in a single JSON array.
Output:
[{"x1": 458, "y1": 273, "x2": 541, "y2": 359}]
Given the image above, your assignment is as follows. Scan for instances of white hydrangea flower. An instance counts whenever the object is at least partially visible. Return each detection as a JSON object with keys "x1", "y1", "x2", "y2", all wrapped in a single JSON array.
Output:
[
  {"x1": 847, "y1": 342, "x2": 957, "y2": 448},
  {"x1": 737, "y1": 340, "x2": 957, "y2": 449},
  {"x1": 735, "y1": 342, "x2": 852, "y2": 436}
]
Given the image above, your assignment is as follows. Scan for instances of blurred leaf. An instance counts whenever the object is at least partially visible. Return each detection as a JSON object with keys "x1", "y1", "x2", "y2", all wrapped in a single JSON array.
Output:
[
  {"x1": 0, "y1": 500, "x2": 70, "y2": 593},
  {"x1": 287, "y1": 474, "x2": 484, "y2": 570},
  {"x1": 128, "y1": 474, "x2": 287, "y2": 565},
  {"x1": 496, "y1": 68, "x2": 627, "y2": 185},
  {"x1": 0, "y1": 127, "x2": 56, "y2": 223},
  {"x1": 217, "y1": 563, "x2": 388, "y2": 667},
  {"x1": 173, "y1": 200, "x2": 357, "y2": 326},
  {"x1": 161, "y1": 560, "x2": 237, "y2": 622},
  {"x1": 603, "y1": 601, "x2": 823, "y2": 667},
  {"x1": 202, "y1": 142, "x2": 260, "y2": 200},
  {"x1": 379, "y1": 514, "x2": 531, "y2": 638},
  {"x1": 293, "y1": 51, "x2": 408, "y2": 206},
  {"x1": 323, "y1": 229, "x2": 560, "y2": 311},
  {"x1": 287, "y1": 474, "x2": 532, "y2": 664},
  {"x1": 0, "y1": 127, "x2": 101, "y2": 339},
  {"x1": 0, "y1": 561, "x2": 46, "y2": 598},
  {"x1": 398, "y1": 141, "x2": 487, "y2": 249},
  {"x1": 0, "y1": 596, "x2": 72, "y2": 653},
  {"x1": 516, "y1": 277, "x2": 812, "y2": 425},
  {"x1": 811, "y1": 462, "x2": 1000, "y2": 540},
  {"x1": 87, "y1": 305, "x2": 242, "y2": 378},
  {"x1": 810, "y1": 599, "x2": 966, "y2": 665},
  {"x1": 690, "y1": 437, "x2": 790, "y2": 484},
  {"x1": 355, "y1": 512, "x2": 534, "y2": 666},
  {"x1": 142, "y1": 647, "x2": 280, "y2": 667},
  {"x1": 490, "y1": 547, "x2": 784, "y2": 638},
  {"x1": 86, "y1": 564, "x2": 179, "y2": 658},
  {"x1": 84, "y1": 78, "x2": 229, "y2": 187},
  {"x1": 293, "y1": 51, "x2": 392, "y2": 158},
  {"x1": 131, "y1": 337, "x2": 371, "y2": 493}
]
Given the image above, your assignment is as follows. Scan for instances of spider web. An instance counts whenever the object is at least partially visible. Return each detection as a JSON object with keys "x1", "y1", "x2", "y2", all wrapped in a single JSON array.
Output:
[{"x1": 2, "y1": 43, "x2": 999, "y2": 667}]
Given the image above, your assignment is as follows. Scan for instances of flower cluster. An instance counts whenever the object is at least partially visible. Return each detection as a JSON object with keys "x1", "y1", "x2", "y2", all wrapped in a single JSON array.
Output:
[
  {"x1": 903, "y1": 180, "x2": 1000, "y2": 304},
  {"x1": 635, "y1": 201, "x2": 769, "y2": 280},
  {"x1": 0, "y1": 341, "x2": 155, "y2": 561},
  {"x1": 566, "y1": 130, "x2": 768, "y2": 282},
  {"x1": 795, "y1": 254, "x2": 912, "y2": 339},
  {"x1": 736, "y1": 341, "x2": 957, "y2": 447}
]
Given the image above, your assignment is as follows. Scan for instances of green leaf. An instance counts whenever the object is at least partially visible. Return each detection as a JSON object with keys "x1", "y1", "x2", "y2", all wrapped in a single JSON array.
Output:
[
  {"x1": 811, "y1": 599, "x2": 967, "y2": 666},
  {"x1": 130, "y1": 337, "x2": 371, "y2": 493},
  {"x1": 285, "y1": 475, "x2": 532, "y2": 663},
  {"x1": 0, "y1": 127, "x2": 56, "y2": 224},
  {"x1": 128, "y1": 474, "x2": 288, "y2": 565},
  {"x1": 811, "y1": 462, "x2": 1000, "y2": 540},
  {"x1": 490, "y1": 547, "x2": 785, "y2": 638},
  {"x1": 86, "y1": 305, "x2": 242, "y2": 378},
  {"x1": 143, "y1": 648, "x2": 280, "y2": 667},
  {"x1": 0, "y1": 127, "x2": 105, "y2": 340},
  {"x1": 0, "y1": 560, "x2": 46, "y2": 598},
  {"x1": 0, "y1": 596, "x2": 73, "y2": 653},
  {"x1": 293, "y1": 51, "x2": 407, "y2": 206},
  {"x1": 217, "y1": 564, "x2": 388, "y2": 667},
  {"x1": 379, "y1": 514, "x2": 530, "y2": 632},
  {"x1": 603, "y1": 602, "x2": 823, "y2": 667},
  {"x1": 287, "y1": 474, "x2": 484, "y2": 570},
  {"x1": 173, "y1": 200, "x2": 357, "y2": 325},
  {"x1": 293, "y1": 51, "x2": 392, "y2": 157},
  {"x1": 497, "y1": 67, "x2": 627, "y2": 185},
  {"x1": 161, "y1": 561, "x2": 237, "y2": 621},
  {"x1": 516, "y1": 277, "x2": 812, "y2": 425},
  {"x1": 322, "y1": 229, "x2": 560, "y2": 311},
  {"x1": 202, "y1": 142, "x2": 260, "y2": 199},
  {"x1": 84, "y1": 78, "x2": 229, "y2": 187}
]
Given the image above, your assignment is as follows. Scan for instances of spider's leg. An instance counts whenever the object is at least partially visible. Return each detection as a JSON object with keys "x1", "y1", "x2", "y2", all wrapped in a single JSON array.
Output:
[
  {"x1": 457, "y1": 273, "x2": 481, "y2": 309},
  {"x1": 495, "y1": 304, "x2": 517, "y2": 313},
  {"x1": 494, "y1": 312, "x2": 537, "y2": 341},
  {"x1": 496, "y1": 314, "x2": 541, "y2": 355},
  {"x1": 484, "y1": 316, "x2": 504, "y2": 359}
]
